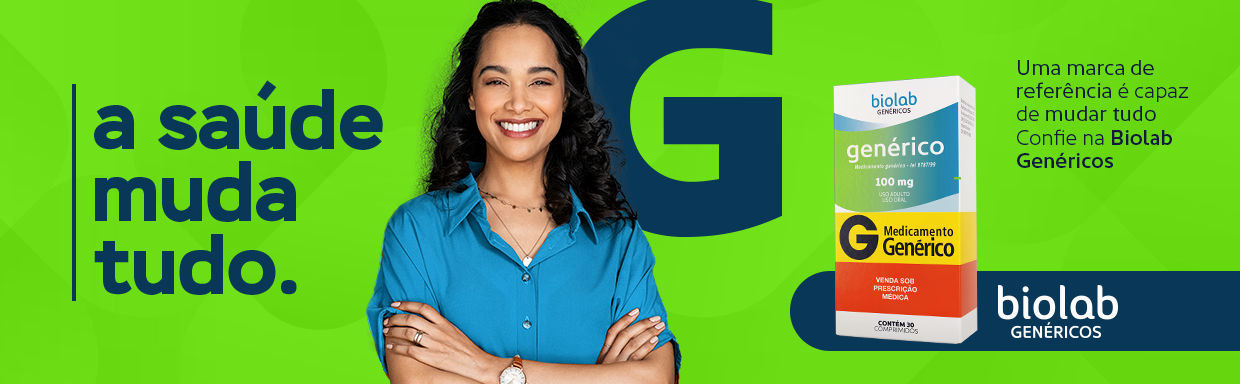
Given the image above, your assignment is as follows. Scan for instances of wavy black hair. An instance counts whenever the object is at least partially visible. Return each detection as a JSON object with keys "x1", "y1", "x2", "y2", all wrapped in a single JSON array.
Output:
[{"x1": 424, "y1": 0, "x2": 634, "y2": 225}]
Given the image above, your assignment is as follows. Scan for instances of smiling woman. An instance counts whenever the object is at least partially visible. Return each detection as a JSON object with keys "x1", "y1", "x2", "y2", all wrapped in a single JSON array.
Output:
[
  {"x1": 468, "y1": 23, "x2": 566, "y2": 168},
  {"x1": 365, "y1": 1, "x2": 680, "y2": 384}
]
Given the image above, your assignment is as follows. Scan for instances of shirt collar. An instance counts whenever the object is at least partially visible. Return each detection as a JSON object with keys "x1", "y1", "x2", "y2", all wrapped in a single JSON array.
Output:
[{"x1": 445, "y1": 162, "x2": 597, "y2": 242}]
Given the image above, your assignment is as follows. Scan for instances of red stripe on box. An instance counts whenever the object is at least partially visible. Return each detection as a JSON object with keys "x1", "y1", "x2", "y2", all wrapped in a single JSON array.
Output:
[
  {"x1": 836, "y1": 260, "x2": 978, "y2": 318},
  {"x1": 960, "y1": 259, "x2": 976, "y2": 317}
]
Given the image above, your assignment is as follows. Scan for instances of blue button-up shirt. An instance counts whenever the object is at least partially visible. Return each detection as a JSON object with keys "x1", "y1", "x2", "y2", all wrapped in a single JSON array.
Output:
[{"x1": 367, "y1": 163, "x2": 680, "y2": 373}]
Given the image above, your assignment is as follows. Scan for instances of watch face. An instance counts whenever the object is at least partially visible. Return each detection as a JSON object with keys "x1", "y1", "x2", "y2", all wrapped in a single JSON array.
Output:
[{"x1": 500, "y1": 366, "x2": 526, "y2": 384}]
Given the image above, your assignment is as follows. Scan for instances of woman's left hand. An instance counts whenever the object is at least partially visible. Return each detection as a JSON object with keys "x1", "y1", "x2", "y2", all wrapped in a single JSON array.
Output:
[
  {"x1": 596, "y1": 308, "x2": 666, "y2": 364},
  {"x1": 383, "y1": 301, "x2": 506, "y2": 382}
]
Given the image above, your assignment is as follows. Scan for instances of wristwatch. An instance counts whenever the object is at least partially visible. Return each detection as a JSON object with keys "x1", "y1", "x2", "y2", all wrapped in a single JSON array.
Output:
[{"x1": 499, "y1": 355, "x2": 526, "y2": 384}]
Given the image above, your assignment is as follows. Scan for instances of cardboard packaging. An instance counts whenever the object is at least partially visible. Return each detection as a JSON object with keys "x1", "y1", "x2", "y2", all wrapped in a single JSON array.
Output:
[{"x1": 834, "y1": 76, "x2": 977, "y2": 343}]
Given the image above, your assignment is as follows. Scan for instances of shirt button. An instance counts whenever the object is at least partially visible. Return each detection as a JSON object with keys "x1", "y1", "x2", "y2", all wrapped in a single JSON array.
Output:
[
  {"x1": 522, "y1": 320, "x2": 531, "y2": 329},
  {"x1": 521, "y1": 273, "x2": 530, "y2": 282}
]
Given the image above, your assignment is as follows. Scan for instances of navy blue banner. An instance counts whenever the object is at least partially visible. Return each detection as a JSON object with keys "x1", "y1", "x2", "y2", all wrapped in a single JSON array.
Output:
[{"x1": 791, "y1": 271, "x2": 1240, "y2": 350}]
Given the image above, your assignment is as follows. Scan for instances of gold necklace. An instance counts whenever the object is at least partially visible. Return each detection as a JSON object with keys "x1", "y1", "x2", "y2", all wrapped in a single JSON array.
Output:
[
  {"x1": 482, "y1": 192, "x2": 550, "y2": 266},
  {"x1": 479, "y1": 188, "x2": 546, "y2": 212}
]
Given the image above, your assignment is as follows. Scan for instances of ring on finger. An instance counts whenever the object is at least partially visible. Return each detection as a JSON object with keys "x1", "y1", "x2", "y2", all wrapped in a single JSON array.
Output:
[{"x1": 413, "y1": 329, "x2": 425, "y2": 347}]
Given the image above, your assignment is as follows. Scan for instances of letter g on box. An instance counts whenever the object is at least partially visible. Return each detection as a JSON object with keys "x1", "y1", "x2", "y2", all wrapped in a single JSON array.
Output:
[
  {"x1": 585, "y1": 0, "x2": 781, "y2": 237},
  {"x1": 839, "y1": 215, "x2": 878, "y2": 260}
]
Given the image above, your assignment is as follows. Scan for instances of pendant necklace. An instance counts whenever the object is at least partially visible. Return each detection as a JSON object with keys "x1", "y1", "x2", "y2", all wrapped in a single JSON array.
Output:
[{"x1": 480, "y1": 188, "x2": 550, "y2": 267}]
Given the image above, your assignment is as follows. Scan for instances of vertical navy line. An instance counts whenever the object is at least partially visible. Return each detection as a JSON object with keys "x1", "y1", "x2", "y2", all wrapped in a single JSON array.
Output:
[{"x1": 71, "y1": 84, "x2": 77, "y2": 302}]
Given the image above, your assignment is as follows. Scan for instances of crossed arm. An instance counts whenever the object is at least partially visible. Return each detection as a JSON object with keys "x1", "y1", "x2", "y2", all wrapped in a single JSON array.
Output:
[{"x1": 381, "y1": 301, "x2": 675, "y2": 384}]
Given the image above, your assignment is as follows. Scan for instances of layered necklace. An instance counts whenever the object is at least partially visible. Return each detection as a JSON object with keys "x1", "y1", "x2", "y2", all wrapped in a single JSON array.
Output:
[{"x1": 480, "y1": 188, "x2": 550, "y2": 267}]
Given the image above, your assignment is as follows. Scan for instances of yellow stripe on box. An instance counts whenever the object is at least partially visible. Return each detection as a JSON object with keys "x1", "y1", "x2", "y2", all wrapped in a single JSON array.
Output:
[{"x1": 835, "y1": 212, "x2": 976, "y2": 265}]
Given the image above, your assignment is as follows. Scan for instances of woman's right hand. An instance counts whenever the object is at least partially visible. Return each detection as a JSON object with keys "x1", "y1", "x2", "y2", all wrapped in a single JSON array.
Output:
[{"x1": 596, "y1": 308, "x2": 666, "y2": 364}]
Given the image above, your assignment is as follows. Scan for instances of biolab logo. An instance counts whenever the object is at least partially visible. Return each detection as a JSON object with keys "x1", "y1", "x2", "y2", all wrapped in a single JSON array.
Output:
[
  {"x1": 871, "y1": 92, "x2": 918, "y2": 108},
  {"x1": 586, "y1": 0, "x2": 781, "y2": 237},
  {"x1": 840, "y1": 215, "x2": 879, "y2": 260}
]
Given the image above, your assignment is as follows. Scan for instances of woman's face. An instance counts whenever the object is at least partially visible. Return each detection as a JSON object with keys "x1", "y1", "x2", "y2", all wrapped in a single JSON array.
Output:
[{"x1": 469, "y1": 24, "x2": 566, "y2": 165}]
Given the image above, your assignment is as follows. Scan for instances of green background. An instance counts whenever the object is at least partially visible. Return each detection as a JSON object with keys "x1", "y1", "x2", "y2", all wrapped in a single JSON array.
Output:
[{"x1": 2, "y1": 0, "x2": 1237, "y2": 382}]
